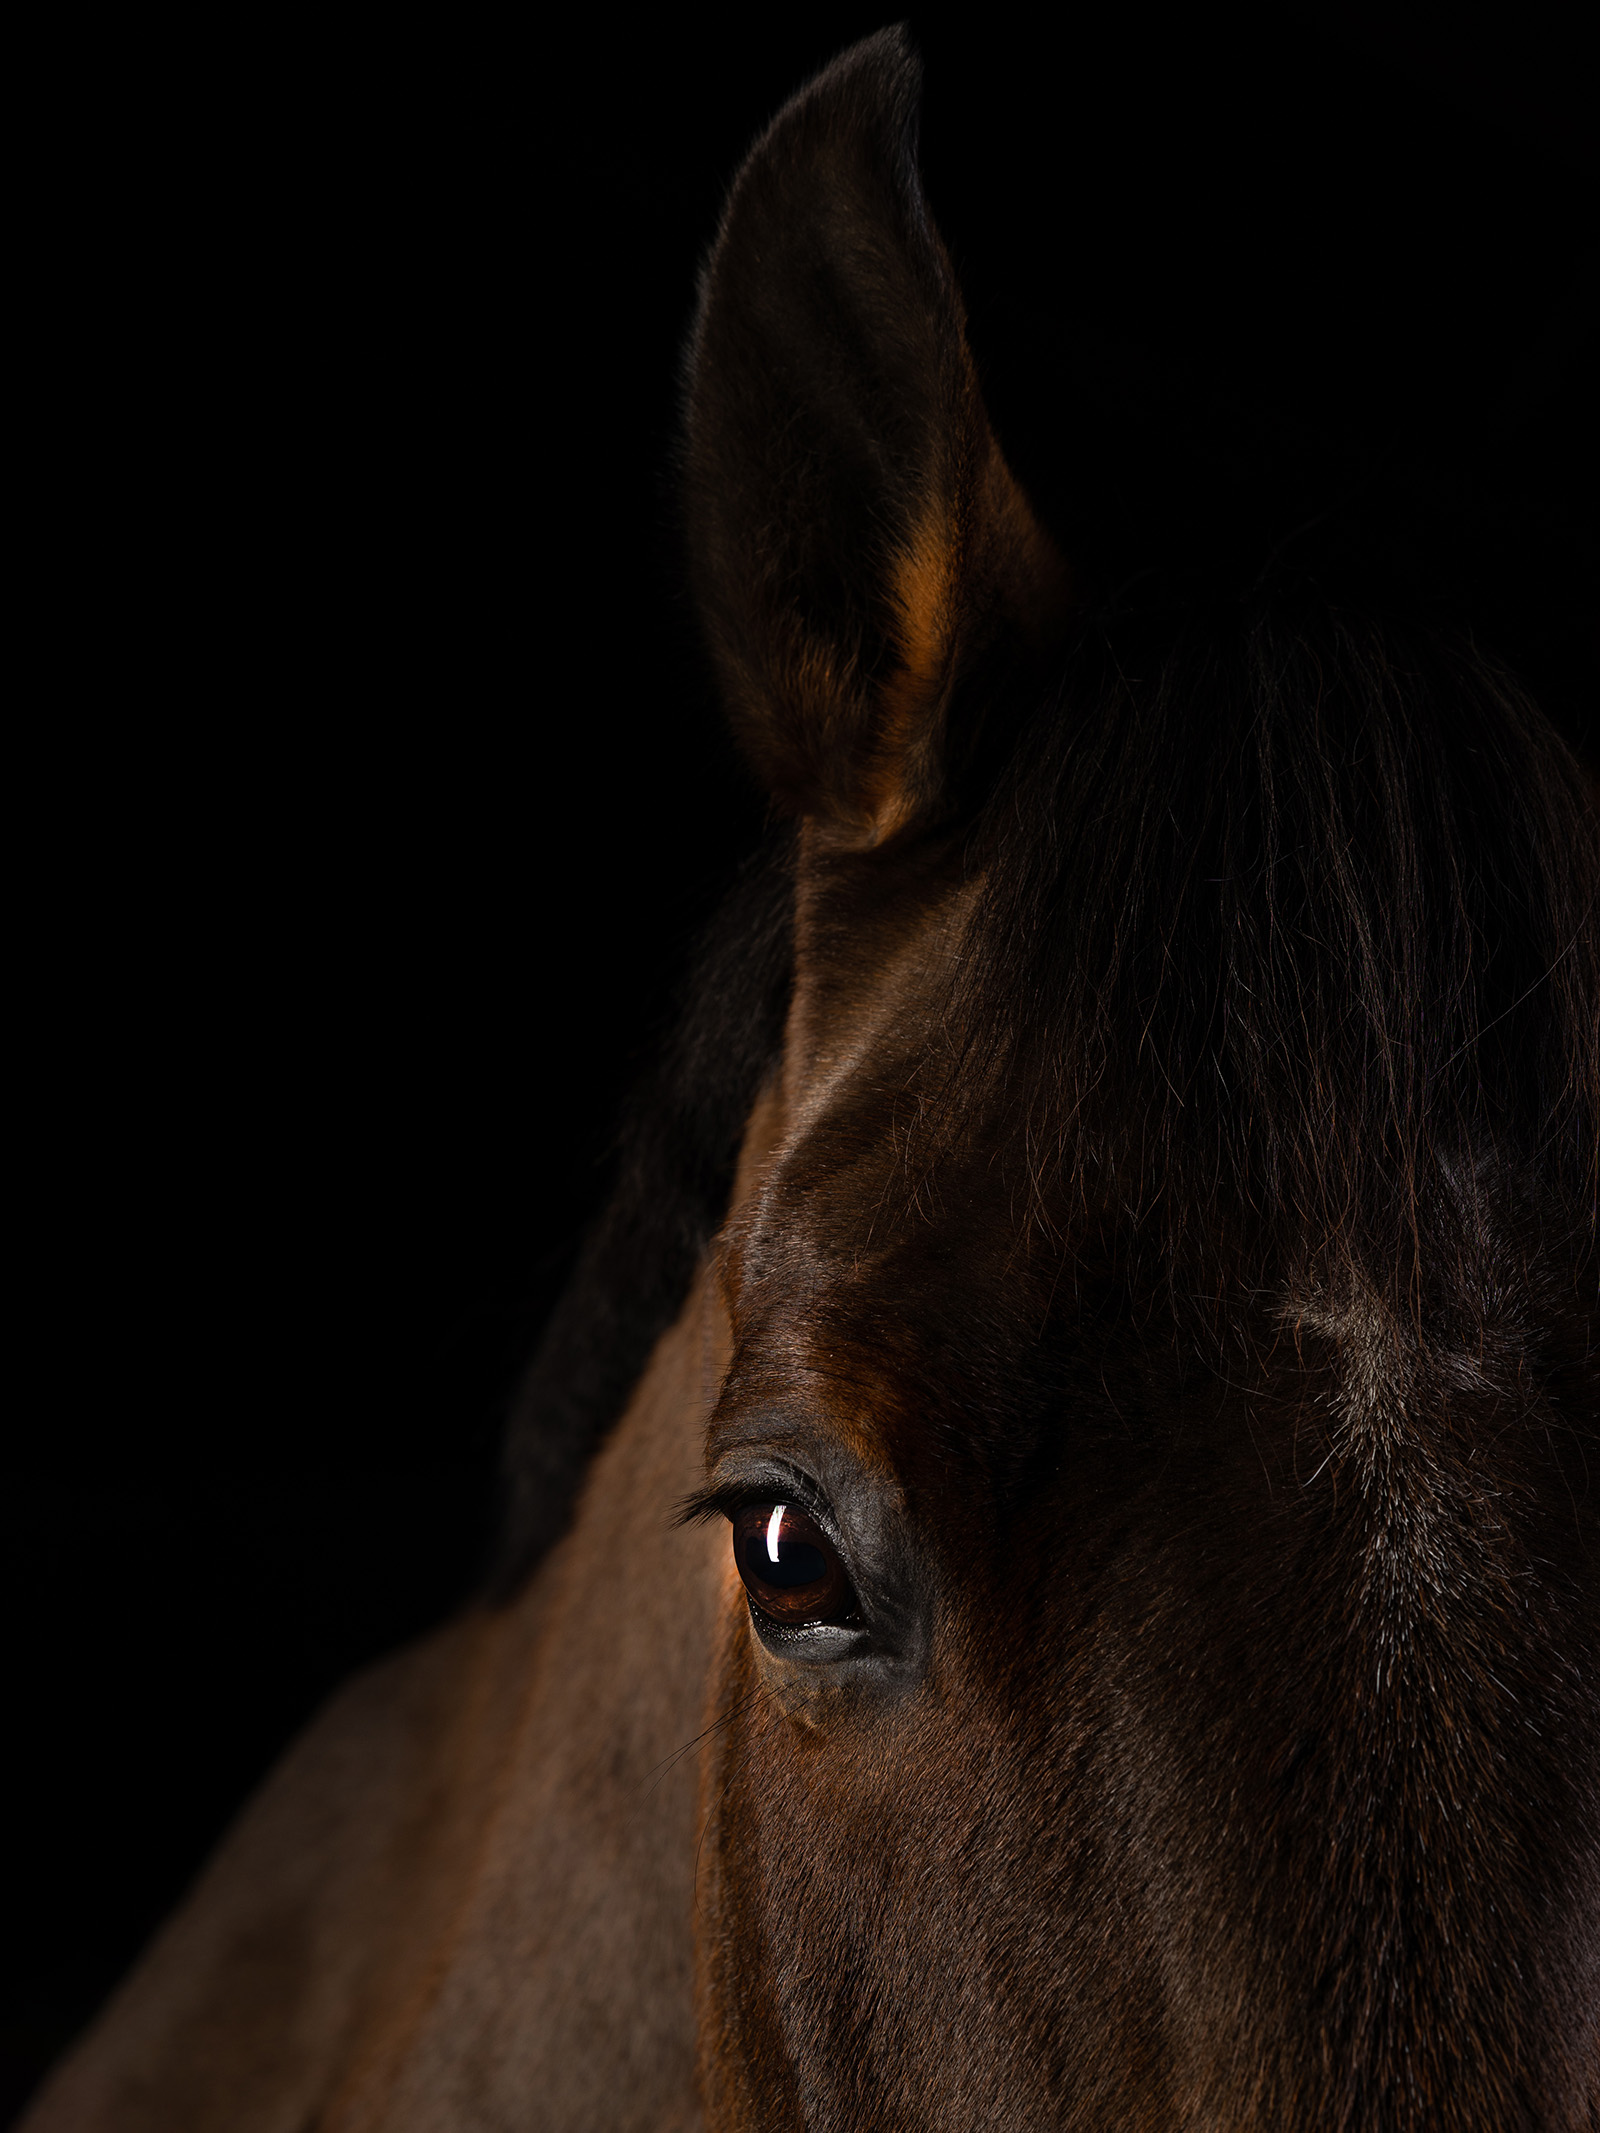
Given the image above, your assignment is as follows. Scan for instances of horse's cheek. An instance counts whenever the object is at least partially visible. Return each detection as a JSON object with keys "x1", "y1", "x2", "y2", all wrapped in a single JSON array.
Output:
[
  {"x1": 742, "y1": 1633, "x2": 856, "y2": 1731},
  {"x1": 696, "y1": 1610, "x2": 813, "y2": 2133}
]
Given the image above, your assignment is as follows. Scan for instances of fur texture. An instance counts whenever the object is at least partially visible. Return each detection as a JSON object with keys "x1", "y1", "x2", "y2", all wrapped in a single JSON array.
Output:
[
  {"x1": 685, "y1": 29, "x2": 1600, "y2": 2132},
  {"x1": 27, "y1": 28, "x2": 1597, "y2": 2133}
]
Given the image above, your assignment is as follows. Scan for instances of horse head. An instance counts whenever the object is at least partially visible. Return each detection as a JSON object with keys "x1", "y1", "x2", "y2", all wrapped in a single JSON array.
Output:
[
  {"x1": 24, "y1": 28, "x2": 1597, "y2": 2133},
  {"x1": 681, "y1": 30, "x2": 1600, "y2": 2130}
]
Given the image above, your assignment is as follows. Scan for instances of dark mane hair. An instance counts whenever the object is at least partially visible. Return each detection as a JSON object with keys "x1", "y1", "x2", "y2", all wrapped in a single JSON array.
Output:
[
  {"x1": 492, "y1": 587, "x2": 1596, "y2": 1594},
  {"x1": 490, "y1": 834, "x2": 794, "y2": 1597},
  {"x1": 943, "y1": 581, "x2": 1599, "y2": 1309}
]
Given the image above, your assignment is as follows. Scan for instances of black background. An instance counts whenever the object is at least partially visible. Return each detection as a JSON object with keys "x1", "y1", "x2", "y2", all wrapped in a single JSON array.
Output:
[{"x1": 8, "y1": 8, "x2": 1593, "y2": 2117}]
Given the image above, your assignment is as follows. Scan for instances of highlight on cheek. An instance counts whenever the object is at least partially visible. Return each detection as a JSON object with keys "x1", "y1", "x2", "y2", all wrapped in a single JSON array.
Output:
[{"x1": 732, "y1": 1502, "x2": 854, "y2": 1625}]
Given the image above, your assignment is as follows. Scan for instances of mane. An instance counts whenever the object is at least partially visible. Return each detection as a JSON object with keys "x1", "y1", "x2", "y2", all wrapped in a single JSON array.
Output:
[
  {"x1": 490, "y1": 584, "x2": 1595, "y2": 1596},
  {"x1": 945, "y1": 579, "x2": 1600, "y2": 1312},
  {"x1": 489, "y1": 833, "x2": 794, "y2": 1597}
]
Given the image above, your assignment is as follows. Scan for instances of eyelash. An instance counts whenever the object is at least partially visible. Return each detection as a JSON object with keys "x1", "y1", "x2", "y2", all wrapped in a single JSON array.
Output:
[{"x1": 677, "y1": 1475, "x2": 833, "y2": 1532}]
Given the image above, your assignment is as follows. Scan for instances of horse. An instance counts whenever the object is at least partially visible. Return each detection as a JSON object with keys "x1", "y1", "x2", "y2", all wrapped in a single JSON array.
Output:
[{"x1": 25, "y1": 27, "x2": 1599, "y2": 2131}]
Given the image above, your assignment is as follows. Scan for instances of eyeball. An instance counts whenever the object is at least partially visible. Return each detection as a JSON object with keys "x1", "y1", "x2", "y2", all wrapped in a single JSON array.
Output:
[{"x1": 732, "y1": 1503, "x2": 855, "y2": 1626}]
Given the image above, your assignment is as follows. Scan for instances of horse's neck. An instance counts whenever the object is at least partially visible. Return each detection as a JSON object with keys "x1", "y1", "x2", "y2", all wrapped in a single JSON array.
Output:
[
  {"x1": 320, "y1": 1266, "x2": 730, "y2": 2132},
  {"x1": 25, "y1": 1263, "x2": 731, "y2": 2133}
]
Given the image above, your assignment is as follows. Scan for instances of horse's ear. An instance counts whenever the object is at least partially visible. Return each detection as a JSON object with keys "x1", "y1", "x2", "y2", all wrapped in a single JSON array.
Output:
[{"x1": 684, "y1": 27, "x2": 1069, "y2": 843}]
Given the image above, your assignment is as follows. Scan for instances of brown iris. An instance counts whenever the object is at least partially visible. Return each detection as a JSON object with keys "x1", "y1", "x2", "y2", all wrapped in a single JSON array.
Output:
[{"x1": 732, "y1": 1503, "x2": 854, "y2": 1625}]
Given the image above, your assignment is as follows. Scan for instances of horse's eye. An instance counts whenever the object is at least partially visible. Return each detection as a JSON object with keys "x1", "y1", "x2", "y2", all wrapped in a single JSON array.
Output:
[{"x1": 732, "y1": 1503, "x2": 854, "y2": 1625}]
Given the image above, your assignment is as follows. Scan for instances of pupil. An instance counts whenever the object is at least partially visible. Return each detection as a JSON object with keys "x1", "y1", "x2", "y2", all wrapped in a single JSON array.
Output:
[{"x1": 741, "y1": 1535, "x2": 827, "y2": 1589}]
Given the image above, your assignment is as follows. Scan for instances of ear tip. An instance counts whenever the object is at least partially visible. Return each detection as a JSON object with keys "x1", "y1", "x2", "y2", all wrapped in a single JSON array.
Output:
[
  {"x1": 683, "y1": 23, "x2": 934, "y2": 427},
  {"x1": 746, "y1": 23, "x2": 924, "y2": 180},
  {"x1": 805, "y1": 22, "x2": 923, "y2": 111}
]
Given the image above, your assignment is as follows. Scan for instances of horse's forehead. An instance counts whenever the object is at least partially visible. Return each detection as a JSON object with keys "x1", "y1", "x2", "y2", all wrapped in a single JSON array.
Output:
[
  {"x1": 726, "y1": 850, "x2": 1567, "y2": 1471},
  {"x1": 727, "y1": 1119, "x2": 1551, "y2": 1484},
  {"x1": 1281, "y1": 1261, "x2": 1545, "y2": 1448},
  {"x1": 1283, "y1": 1287, "x2": 1413, "y2": 1431}
]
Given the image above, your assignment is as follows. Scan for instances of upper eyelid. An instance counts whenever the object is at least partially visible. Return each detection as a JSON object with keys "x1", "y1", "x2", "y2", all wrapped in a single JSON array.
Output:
[
  {"x1": 678, "y1": 1466, "x2": 839, "y2": 1535},
  {"x1": 676, "y1": 1482, "x2": 759, "y2": 1527}
]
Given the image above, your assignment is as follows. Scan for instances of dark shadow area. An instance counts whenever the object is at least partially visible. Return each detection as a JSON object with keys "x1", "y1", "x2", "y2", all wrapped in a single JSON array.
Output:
[{"x1": 7, "y1": 6, "x2": 1592, "y2": 2116}]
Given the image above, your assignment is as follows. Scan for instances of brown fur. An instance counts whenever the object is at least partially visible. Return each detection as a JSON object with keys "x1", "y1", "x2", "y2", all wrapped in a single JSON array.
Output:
[
  {"x1": 24, "y1": 1256, "x2": 732, "y2": 2132},
  {"x1": 694, "y1": 844, "x2": 1600, "y2": 2130},
  {"x1": 28, "y1": 29, "x2": 1598, "y2": 2131}
]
